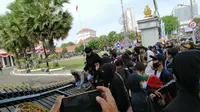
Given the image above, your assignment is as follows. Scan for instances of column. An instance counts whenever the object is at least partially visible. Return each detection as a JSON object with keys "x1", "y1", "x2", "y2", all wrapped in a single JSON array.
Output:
[
  {"x1": 2, "y1": 57, "x2": 6, "y2": 67},
  {"x1": 10, "y1": 56, "x2": 14, "y2": 66},
  {"x1": 6, "y1": 57, "x2": 10, "y2": 67}
]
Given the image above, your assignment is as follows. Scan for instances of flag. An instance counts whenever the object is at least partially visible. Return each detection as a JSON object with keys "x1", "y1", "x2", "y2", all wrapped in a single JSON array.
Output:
[
  {"x1": 76, "y1": 5, "x2": 78, "y2": 12},
  {"x1": 160, "y1": 19, "x2": 166, "y2": 38}
]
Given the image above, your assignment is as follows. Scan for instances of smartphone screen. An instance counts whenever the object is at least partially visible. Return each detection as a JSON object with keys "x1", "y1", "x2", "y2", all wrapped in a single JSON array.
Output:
[{"x1": 60, "y1": 90, "x2": 102, "y2": 112}]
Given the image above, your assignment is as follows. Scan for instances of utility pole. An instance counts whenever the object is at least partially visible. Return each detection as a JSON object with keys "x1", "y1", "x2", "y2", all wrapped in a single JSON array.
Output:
[
  {"x1": 153, "y1": 0, "x2": 160, "y2": 17},
  {"x1": 120, "y1": 0, "x2": 130, "y2": 49},
  {"x1": 190, "y1": 0, "x2": 196, "y2": 44},
  {"x1": 190, "y1": 0, "x2": 194, "y2": 19},
  {"x1": 120, "y1": 0, "x2": 127, "y2": 38}
]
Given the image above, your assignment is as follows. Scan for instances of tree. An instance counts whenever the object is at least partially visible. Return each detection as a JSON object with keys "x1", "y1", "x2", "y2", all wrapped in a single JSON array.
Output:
[
  {"x1": 6, "y1": 0, "x2": 73, "y2": 67},
  {"x1": 75, "y1": 44, "x2": 84, "y2": 53},
  {"x1": 107, "y1": 31, "x2": 118, "y2": 47},
  {"x1": 62, "y1": 47, "x2": 68, "y2": 53},
  {"x1": 194, "y1": 18, "x2": 200, "y2": 35},
  {"x1": 87, "y1": 40, "x2": 100, "y2": 49},
  {"x1": 162, "y1": 16, "x2": 180, "y2": 34},
  {"x1": 98, "y1": 35, "x2": 108, "y2": 50},
  {"x1": 61, "y1": 42, "x2": 75, "y2": 48}
]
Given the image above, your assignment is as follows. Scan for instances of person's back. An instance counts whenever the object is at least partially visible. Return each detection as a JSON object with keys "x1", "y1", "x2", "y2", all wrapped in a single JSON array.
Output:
[
  {"x1": 127, "y1": 74, "x2": 154, "y2": 112},
  {"x1": 110, "y1": 72, "x2": 130, "y2": 112},
  {"x1": 162, "y1": 50, "x2": 200, "y2": 112},
  {"x1": 162, "y1": 90, "x2": 200, "y2": 112},
  {"x1": 100, "y1": 63, "x2": 130, "y2": 112}
]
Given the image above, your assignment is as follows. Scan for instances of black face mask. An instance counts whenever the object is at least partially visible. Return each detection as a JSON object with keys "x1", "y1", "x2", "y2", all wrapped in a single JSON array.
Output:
[{"x1": 153, "y1": 62, "x2": 160, "y2": 68}]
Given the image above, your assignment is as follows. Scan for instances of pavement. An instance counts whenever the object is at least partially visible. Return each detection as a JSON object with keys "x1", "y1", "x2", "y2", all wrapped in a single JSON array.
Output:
[{"x1": 0, "y1": 67, "x2": 74, "y2": 86}]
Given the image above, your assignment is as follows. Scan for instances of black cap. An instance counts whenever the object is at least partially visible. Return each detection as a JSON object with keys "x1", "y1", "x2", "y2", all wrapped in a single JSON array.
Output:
[
  {"x1": 84, "y1": 47, "x2": 92, "y2": 53},
  {"x1": 134, "y1": 62, "x2": 146, "y2": 71},
  {"x1": 150, "y1": 54, "x2": 165, "y2": 62}
]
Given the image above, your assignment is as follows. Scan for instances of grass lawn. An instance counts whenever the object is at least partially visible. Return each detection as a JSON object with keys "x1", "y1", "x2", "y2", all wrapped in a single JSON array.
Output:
[{"x1": 40, "y1": 58, "x2": 85, "y2": 70}]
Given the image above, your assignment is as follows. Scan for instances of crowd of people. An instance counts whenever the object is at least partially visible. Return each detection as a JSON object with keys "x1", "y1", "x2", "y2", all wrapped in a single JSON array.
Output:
[{"x1": 50, "y1": 40, "x2": 200, "y2": 112}]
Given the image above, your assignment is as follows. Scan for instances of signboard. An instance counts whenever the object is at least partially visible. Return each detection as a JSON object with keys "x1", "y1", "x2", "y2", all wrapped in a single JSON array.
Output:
[
  {"x1": 115, "y1": 41, "x2": 121, "y2": 50},
  {"x1": 188, "y1": 20, "x2": 197, "y2": 29}
]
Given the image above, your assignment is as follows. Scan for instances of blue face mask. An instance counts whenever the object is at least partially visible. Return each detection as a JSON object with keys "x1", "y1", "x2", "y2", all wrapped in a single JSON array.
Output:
[{"x1": 142, "y1": 82, "x2": 147, "y2": 89}]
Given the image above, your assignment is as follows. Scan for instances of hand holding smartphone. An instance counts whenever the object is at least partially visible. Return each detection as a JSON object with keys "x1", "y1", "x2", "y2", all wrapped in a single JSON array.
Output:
[{"x1": 60, "y1": 89, "x2": 102, "y2": 112}]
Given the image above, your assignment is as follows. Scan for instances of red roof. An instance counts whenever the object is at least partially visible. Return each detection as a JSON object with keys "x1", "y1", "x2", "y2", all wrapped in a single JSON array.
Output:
[
  {"x1": 66, "y1": 45, "x2": 77, "y2": 52},
  {"x1": 55, "y1": 48, "x2": 63, "y2": 53},
  {"x1": 77, "y1": 28, "x2": 95, "y2": 34}
]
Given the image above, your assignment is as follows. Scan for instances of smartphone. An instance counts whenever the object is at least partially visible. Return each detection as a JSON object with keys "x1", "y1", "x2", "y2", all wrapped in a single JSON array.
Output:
[{"x1": 60, "y1": 89, "x2": 102, "y2": 112}]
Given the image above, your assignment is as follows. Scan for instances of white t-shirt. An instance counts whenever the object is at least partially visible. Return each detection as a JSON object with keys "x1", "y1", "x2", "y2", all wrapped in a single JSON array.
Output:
[
  {"x1": 155, "y1": 71, "x2": 161, "y2": 78},
  {"x1": 145, "y1": 61, "x2": 154, "y2": 75},
  {"x1": 147, "y1": 50, "x2": 154, "y2": 62}
]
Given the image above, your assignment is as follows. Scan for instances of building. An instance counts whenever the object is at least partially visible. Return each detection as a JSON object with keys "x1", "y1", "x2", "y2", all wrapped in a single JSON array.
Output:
[
  {"x1": 123, "y1": 8, "x2": 137, "y2": 31},
  {"x1": 78, "y1": 37, "x2": 97, "y2": 45},
  {"x1": 76, "y1": 28, "x2": 96, "y2": 44},
  {"x1": 66, "y1": 46, "x2": 77, "y2": 52},
  {"x1": 0, "y1": 49, "x2": 15, "y2": 67},
  {"x1": 173, "y1": 0, "x2": 198, "y2": 23},
  {"x1": 172, "y1": 0, "x2": 199, "y2": 32}
]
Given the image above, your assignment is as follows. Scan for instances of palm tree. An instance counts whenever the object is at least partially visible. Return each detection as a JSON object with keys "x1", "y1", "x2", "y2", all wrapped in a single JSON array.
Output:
[{"x1": 7, "y1": 0, "x2": 73, "y2": 67}]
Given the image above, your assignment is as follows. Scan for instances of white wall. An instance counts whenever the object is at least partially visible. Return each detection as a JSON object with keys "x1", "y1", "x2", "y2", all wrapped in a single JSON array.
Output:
[{"x1": 77, "y1": 30, "x2": 96, "y2": 43}]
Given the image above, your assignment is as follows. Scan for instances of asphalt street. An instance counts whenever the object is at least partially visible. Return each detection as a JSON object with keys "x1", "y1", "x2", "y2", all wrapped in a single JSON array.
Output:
[
  {"x1": 0, "y1": 56, "x2": 84, "y2": 86},
  {"x1": 0, "y1": 67, "x2": 73, "y2": 86}
]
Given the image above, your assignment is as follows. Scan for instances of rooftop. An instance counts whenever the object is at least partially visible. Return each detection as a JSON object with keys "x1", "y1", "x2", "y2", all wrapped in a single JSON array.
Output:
[{"x1": 77, "y1": 28, "x2": 95, "y2": 34}]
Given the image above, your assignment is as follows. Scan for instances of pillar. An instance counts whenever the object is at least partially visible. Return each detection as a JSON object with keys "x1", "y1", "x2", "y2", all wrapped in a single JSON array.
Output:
[
  {"x1": 137, "y1": 17, "x2": 159, "y2": 47},
  {"x1": 10, "y1": 56, "x2": 14, "y2": 66},
  {"x1": 2, "y1": 57, "x2": 6, "y2": 67}
]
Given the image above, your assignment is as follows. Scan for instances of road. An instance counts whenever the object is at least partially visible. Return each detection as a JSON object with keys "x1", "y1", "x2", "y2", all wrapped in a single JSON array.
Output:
[
  {"x1": 0, "y1": 56, "x2": 85, "y2": 86},
  {"x1": 0, "y1": 67, "x2": 73, "y2": 86}
]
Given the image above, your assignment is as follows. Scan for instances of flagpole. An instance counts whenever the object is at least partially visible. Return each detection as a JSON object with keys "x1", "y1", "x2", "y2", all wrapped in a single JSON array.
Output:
[{"x1": 76, "y1": 5, "x2": 86, "y2": 49}]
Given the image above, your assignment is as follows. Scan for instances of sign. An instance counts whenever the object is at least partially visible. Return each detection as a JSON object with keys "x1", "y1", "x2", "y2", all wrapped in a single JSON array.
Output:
[
  {"x1": 115, "y1": 41, "x2": 121, "y2": 50},
  {"x1": 188, "y1": 20, "x2": 197, "y2": 29}
]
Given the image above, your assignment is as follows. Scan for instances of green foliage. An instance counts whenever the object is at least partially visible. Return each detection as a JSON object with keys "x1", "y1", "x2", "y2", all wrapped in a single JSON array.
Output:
[
  {"x1": 61, "y1": 42, "x2": 75, "y2": 48},
  {"x1": 0, "y1": 0, "x2": 73, "y2": 68},
  {"x1": 194, "y1": 18, "x2": 200, "y2": 34},
  {"x1": 36, "y1": 58, "x2": 42, "y2": 63},
  {"x1": 75, "y1": 44, "x2": 84, "y2": 52},
  {"x1": 96, "y1": 30, "x2": 141, "y2": 50},
  {"x1": 62, "y1": 47, "x2": 68, "y2": 53},
  {"x1": 18, "y1": 58, "x2": 26, "y2": 63},
  {"x1": 129, "y1": 30, "x2": 141, "y2": 41},
  {"x1": 162, "y1": 16, "x2": 180, "y2": 34},
  {"x1": 30, "y1": 56, "x2": 36, "y2": 60},
  {"x1": 48, "y1": 54, "x2": 60, "y2": 60},
  {"x1": 87, "y1": 39, "x2": 100, "y2": 49}
]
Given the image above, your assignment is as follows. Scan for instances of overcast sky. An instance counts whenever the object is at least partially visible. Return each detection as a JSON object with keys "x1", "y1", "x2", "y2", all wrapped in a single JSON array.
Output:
[{"x1": 0, "y1": 0, "x2": 199, "y2": 47}]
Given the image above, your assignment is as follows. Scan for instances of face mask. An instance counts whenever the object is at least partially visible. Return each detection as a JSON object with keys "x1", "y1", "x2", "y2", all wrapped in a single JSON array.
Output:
[
  {"x1": 153, "y1": 62, "x2": 160, "y2": 68},
  {"x1": 142, "y1": 82, "x2": 147, "y2": 89}
]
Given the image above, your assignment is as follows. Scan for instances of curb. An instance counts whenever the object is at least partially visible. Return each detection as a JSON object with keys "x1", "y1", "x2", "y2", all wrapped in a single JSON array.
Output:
[{"x1": 10, "y1": 70, "x2": 72, "y2": 76}]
